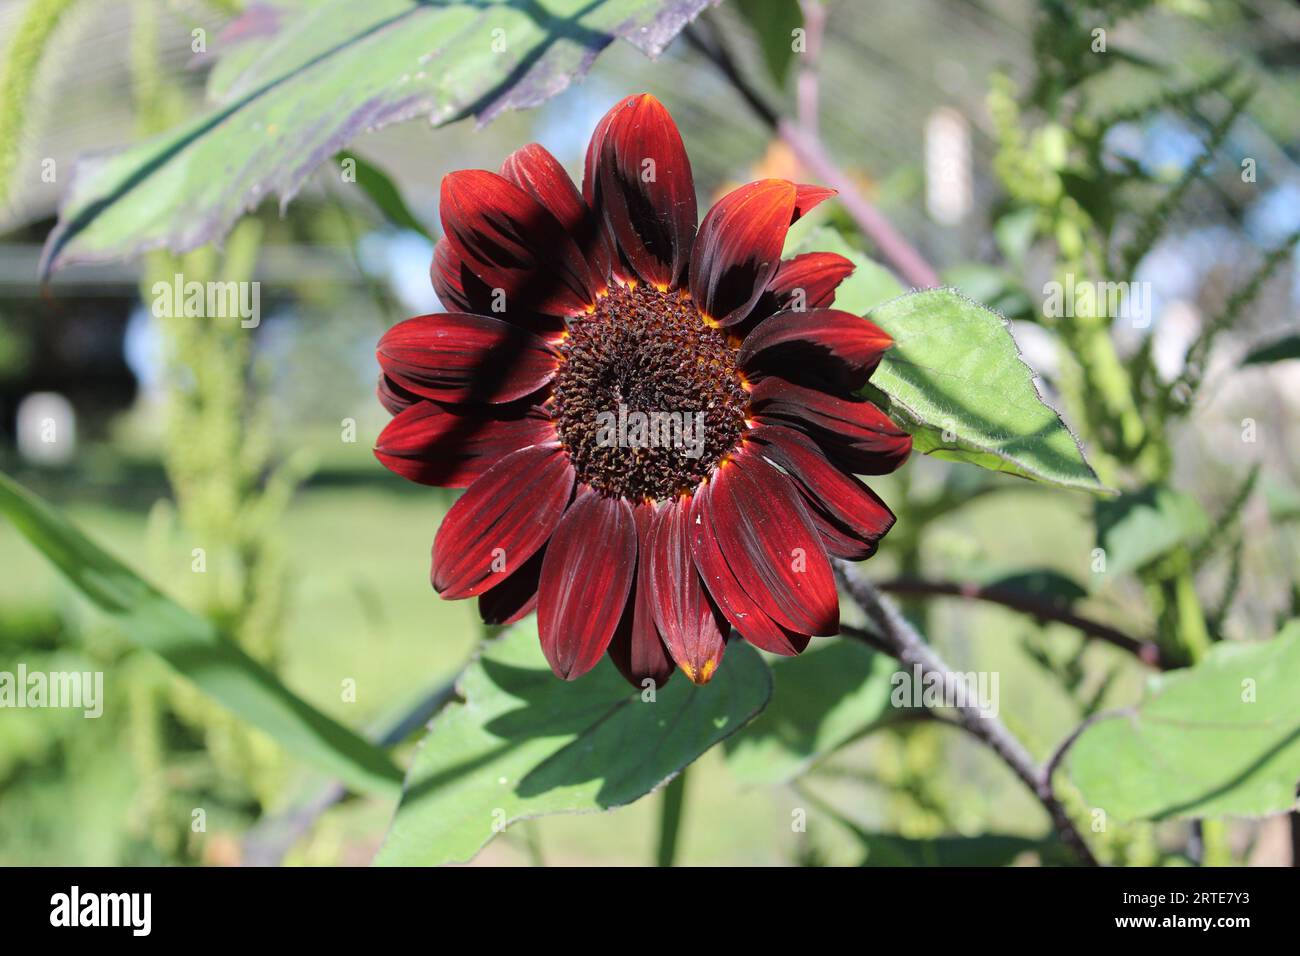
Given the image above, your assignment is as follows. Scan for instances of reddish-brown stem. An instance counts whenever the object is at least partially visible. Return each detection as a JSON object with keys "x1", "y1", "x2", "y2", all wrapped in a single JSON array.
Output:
[
  {"x1": 795, "y1": 0, "x2": 826, "y2": 136},
  {"x1": 684, "y1": 18, "x2": 940, "y2": 290},
  {"x1": 876, "y1": 576, "x2": 1168, "y2": 669}
]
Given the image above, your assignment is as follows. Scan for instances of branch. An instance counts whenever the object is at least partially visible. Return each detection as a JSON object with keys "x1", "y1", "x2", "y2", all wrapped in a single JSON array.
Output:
[
  {"x1": 795, "y1": 0, "x2": 826, "y2": 135},
  {"x1": 684, "y1": 18, "x2": 940, "y2": 290},
  {"x1": 1042, "y1": 710, "x2": 1114, "y2": 789},
  {"x1": 836, "y1": 562, "x2": 1099, "y2": 866},
  {"x1": 876, "y1": 576, "x2": 1168, "y2": 669}
]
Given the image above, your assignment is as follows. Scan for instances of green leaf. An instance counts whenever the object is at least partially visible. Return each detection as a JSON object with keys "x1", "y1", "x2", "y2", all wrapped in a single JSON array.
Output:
[
  {"x1": 795, "y1": 228, "x2": 1105, "y2": 493},
  {"x1": 337, "y1": 151, "x2": 431, "y2": 239},
  {"x1": 869, "y1": 289, "x2": 1106, "y2": 493},
  {"x1": 0, "y1": 471, "x2": 403, "y2": 797},
  {"x1": 376, "y1": 620, "x2": 771, "y2": 865},
  {"x1": 1066, "y1": 622, "x2": 1300, "y2": 821},
  {"x1": 40, "y1": 0, "x2": 716, "y2": 274},
  {"x1": 725, "y1": 639, "x2": 897, "y2": 785},
  {"x1": 1095, "y1": 486, "x2": 1209, "y2": 578},
  {"x1": 1242, "y1": 333, "x2": 1300, "y2": 366},
  {"x1": 735, "y1": 0, "x2": 802, "y2": 84}
]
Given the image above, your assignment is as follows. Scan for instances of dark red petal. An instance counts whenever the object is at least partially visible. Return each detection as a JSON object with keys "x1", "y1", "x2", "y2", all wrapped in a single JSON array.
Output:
[
  {"x1": 431, "y1": 240, "x2": 565, "y2": 337},
  {"x1": 647, "y1": 497, "x2": 728, "y2": 684},
  {"x1": 432, "y1": 443, "x2": 574, "y2": 599},
  {"x1": 478, "y1": 546, "x2": 545, "y2": 626},
  {"x1": 500, "y1": 143, "x2": 585, "y2": 234},
  {"x1": 500, "y1": 143, "x2": 612, "y2": 281},
  {"x1": 752, "y1": 252, "x2": 856, "y2": 319},
  {"x1": 538, "y1": 488, "x2": 637, "y2": 680},
  {"x1": 689, "y1": 179, "x2": 797, "y2": 326},
  {"x1": 608, "y1": 502, "x2": 675, "y2": 689},
  {"x1": 751, "y1": 376, "x2": 913, "y2": 475},
  {"x1": 430, "y1": 239, "x2": 482, "y2": 313},
  {"x1": 739, "y1": 308, "x2": 893, "y2": 388},
  {"x1": 792, "y1": 184, "x2": 836, "y2": 222},
  {"x1": 701, "y1": 448, "x2": 839, "y2": 637},
  {"x1": 440, "y1": 169, "x2": 601, "y2": 316},
  {"x1": 688, "y1": 483, "x2": 812, "y2": 657},
  {"x1": 374, "y1": 401, "x2": 555, "y2": 488},
  {"x1": 377, "y1": 374, "x2": 420, "y2": 415},
  {"x1": 584, "y1": 94, "x2": 697, "y2": 290},
  {"x1": 750, "y1": 422, "x2": 896, "y2": 556},
  {"x1": 805, "y1": 508, "x2": 878, "y2": 560},
  {"x1": 376, "y1": 312, "x2": 558, "y2": 405}
]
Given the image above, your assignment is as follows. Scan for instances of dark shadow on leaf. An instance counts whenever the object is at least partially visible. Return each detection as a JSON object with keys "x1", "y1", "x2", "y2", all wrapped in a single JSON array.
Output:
[
  {"x1": 398, "y1": 647, "x2": 769, "y2": 809},
  {"x1": 1151, "y1": 723, "x2": 1300, "y2": 821},
  {"x1": 723, "y1": 640, "x2": 889, "y2": 763}
]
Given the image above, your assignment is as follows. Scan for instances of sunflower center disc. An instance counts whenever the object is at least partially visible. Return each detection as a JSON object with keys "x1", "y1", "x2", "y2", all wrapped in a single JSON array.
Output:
[{"x1": 552, "y1": 283, "x2": 749, "y2": 501}]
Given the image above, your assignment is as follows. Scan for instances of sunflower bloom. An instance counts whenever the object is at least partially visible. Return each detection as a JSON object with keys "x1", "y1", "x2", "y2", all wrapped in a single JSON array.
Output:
[{"x1": 375, "y1": 94, "x2": 911, "y2": 686}]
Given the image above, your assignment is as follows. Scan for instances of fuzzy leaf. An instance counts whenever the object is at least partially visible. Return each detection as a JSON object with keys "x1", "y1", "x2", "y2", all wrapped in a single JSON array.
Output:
[
  {"x1": 794, "y1": 228, "x2": 1105, "y2": 493},
  {"x1": 376, "y1": 621, "x2": 770, "y2": 865},
  {"x1": 1066, "y1": 623, "x2": 1300, "y2": 821},
  {"x1": 40, "y1": 0, "x2": 716, "y2": 274}
]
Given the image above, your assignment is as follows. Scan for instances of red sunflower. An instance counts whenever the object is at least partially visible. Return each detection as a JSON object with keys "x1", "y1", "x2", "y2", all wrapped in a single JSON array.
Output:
[{"x1": 375, "y1": 94, "x2": 911, "y2": 687}]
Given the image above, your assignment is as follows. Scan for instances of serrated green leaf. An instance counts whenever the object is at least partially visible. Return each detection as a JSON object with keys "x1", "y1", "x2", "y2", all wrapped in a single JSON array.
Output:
[
  {"x1": 376, "y1": 621, "x2": 771, "y2": 865},
  {"x1": 725, "y1": 639, "x2": 897, "y2": 785},
  {"x1": 0, "y1": 471, "x2": 403, "y2": 796},
  {"x1": 869, "y1": 290, "x2": 1106, "y2": 493},
  {"x1": 793, "y1": 228, "x2": 1105, "y2": 493},
  {"x1": 1066, "y1": 622, "x2": 1300, "y2": 821},
  {"x1": 1095, "y1": 486, "x2": 1209, "y2": 578},
  {"x1": 40, "y1": 0, "x2": 716, "y2": 274}
]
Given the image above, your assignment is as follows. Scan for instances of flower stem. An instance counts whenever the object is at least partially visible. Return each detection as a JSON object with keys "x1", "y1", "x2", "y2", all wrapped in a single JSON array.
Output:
[
  {"x1": 683, "y1": 19, "x2": 939, "y2": 289},
  {"x1": 655, "y1": 768, "x2": 689, "y2": 867},
  {"x1": 836, "y1": 561, "x2": 1099, "y2": 866}
]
